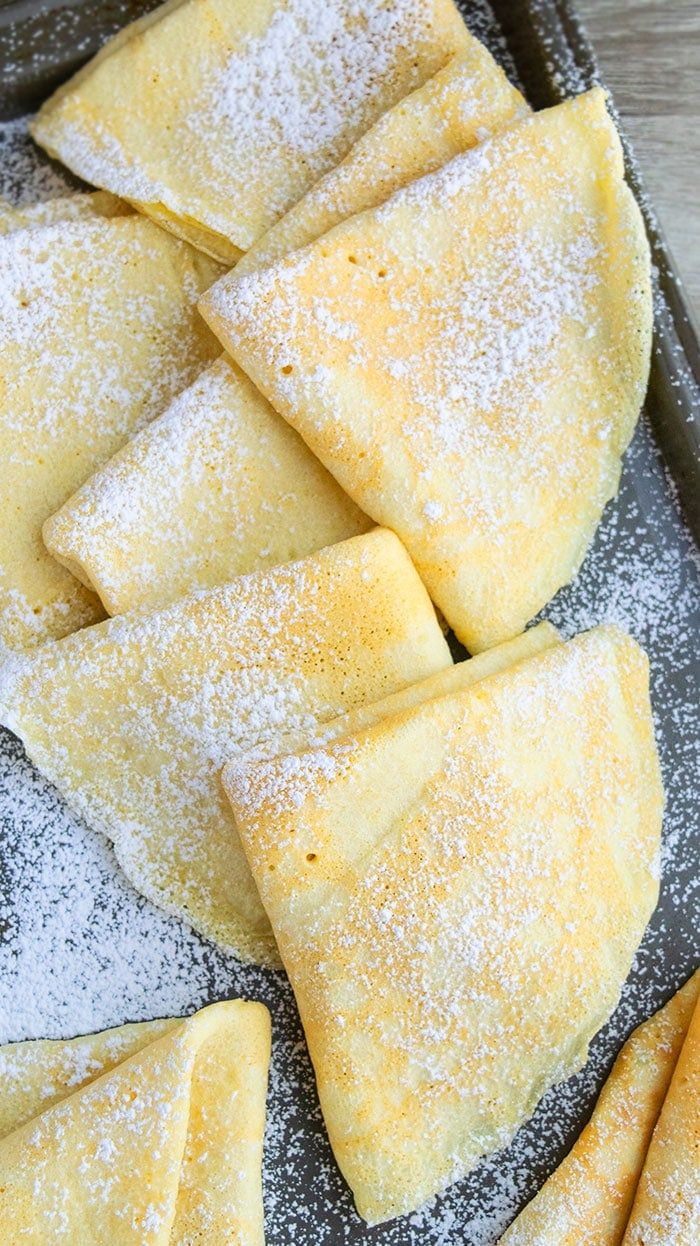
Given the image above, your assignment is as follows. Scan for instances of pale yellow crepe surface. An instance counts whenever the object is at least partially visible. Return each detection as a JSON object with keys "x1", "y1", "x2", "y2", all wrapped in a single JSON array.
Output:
[
  {"x1": 238, "y1": 44, "x2": 528, "y2": 275},
  {"x1": 43, "y1": 43, "x2": 528, "y2": 617},
  {"x1": 622, "y1": 990, "x2": 700, "y2": 1245},
  {"x1": 501, "y1": 970, "x2": 700, "y2": 1245},
  {"x1": 224, "y1": 620, "x2": 561, "y2": 767},
  {"x1": 44, "y1": 355, "x2": 371, "y2": 615},
  {"x1": 0, "y1": 210, "x2": 221, "y2": 652},
  {"x1": 0, "y1": 190, "x2": 128, "y2": 234},
  {"x1": 202, "y1": 89, "x2": 652, "y2": 653},
  {"x1": 0, "y1": 1000, "x2": 270, "y2": 1244},
  {"x1": 0, "y1": 530, "x2": 450, "y2": 966},
  {"x1": 226, "y1": 625, "x2": 662, "y2": 1222},
  {"x1": 32, "y1": 0, "x2": 472, "y2": 262}
]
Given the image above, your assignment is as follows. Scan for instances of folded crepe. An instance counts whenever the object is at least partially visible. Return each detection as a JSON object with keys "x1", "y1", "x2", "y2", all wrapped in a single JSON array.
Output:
[
  {"x1": 224, "y1": 625, "x2": 662, "y2": 1223},
  {"x1": 0, "y1": 1000, "x2": 270, "y2": 1244},
  {"x1": 43, "y1": 356, "x2": 371, "y2": 615},
  {"x1": 202, "y1": 89, "x2": 652, "y2": 653},
  {"x1": 42, "y1": 43, "x2": 525, "y2": 617},
  {"x1": 501, "y1": 970, "x2": 700, "y2": 1245},
  {"x1": 0, "y1": 205, "x2": 221, "y2": 652},
  {"x1": 622, "y1": 988, "x2": 700, "y2": 1245},
  {"x1": 31, "y1": 0, "x2": 472, "y2": 263},
  {"x1": 237, "y1": 44, "x2": 528, "y2": 275},
  {"x1": 0, "y1": 529, "x2": 451, "y2": 965}
]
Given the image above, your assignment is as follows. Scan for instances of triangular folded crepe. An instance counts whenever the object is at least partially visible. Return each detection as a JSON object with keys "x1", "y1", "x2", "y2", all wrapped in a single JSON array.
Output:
[
  {"x1": 32, "y1": 0, "x2": 472, "y2": 263},
  {"x1": 500, "y1": 971, "x2": 700, "y2": 1245},
  {"x1": 0, "y1": 1000, "x2": 270, "y2": 1244},
  {"x1": 43, "y1": 356, "x2": 371, "y2": 615},
  {"x1": 224, "y1": 626, "x2": 662, "y2": 1223},
  {"x1": 622, "y1": 989, "x2": 700, "y2": 1244},
  {"x1": 0, "y1": 529, "x2": 451, "y2": 965},
  {"x1": 202, "y1": 89, "x2": 652, "y2": 653},
  {"x1": 42, "y1": 47, "x2": 527, "y2": 617},
  {"x1": 237, "y1": 45, "x2": 528, "y2": 275},
  {"x1": 0, "y1": 211, "x2": 221, "y2": 652}
]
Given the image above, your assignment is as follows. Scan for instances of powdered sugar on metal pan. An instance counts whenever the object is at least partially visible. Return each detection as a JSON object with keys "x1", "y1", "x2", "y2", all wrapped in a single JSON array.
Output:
[{"x1": 1, "y1": 0, "x2": 699, "y2": 1239}]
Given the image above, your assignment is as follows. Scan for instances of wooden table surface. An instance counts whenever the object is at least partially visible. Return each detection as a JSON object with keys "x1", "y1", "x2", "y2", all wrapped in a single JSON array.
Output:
[{"x1": 579, "y1": 0, "x2": 700, "y2": 316}]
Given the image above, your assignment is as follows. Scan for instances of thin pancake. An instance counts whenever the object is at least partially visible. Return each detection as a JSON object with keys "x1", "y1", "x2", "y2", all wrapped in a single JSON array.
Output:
[
  {"x1": 202, "y1": 90, "x2": 652, "y2": 653},
  {"x1": 225, "y1": 626, "x2": 662, "y2": 1222},
  {"x1": 0, "y1": 211, "x2": 221, "y2": 651},
  {"x1": 0, "y1": 529, "x2": 451, "y2": 965},
  {"x1": 43, "y1": 356, "x2": 371, "y2": 614},
  {"x1": 0, "y1": 1001, "x2": 270, "y2": 1245},
  {"x1": 622, "y1": 991, "x2": 700, "y2": 1245},
  {"x1": 43, "y1": 44, "x2": 526, "y2": 617},
  {"x1": 501, "y1": 971, "x2": 700, "y2": 1245},
  {"x1": 32, "y1": 0, "x2": 472, "y2": 262},
  {"x1": 237, "y1": 44, "x2": 528, "y2": 275}
]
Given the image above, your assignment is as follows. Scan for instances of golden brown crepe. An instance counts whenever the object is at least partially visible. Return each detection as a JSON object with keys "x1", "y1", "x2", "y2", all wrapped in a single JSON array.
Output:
[
  {"x1": 0, "y1": 208, "x2": 221, "y2": 651},
  {"x1": 622, "y1": 989, "x2": 700, "y2": 1245},
  {"x1": 202, "y1": 90, "x2": 652, "y2": 653},
  {"x1": 225, "y1": 625, "x2": 662, "y2": 1222},
  {"x1": 0, "y1": 529, "x2": 450, "y2": 965},
  {"x1": 237, "y1": 44, "x2": 528, "y2": 275},
  {"x1": 43, "y1": 356, "x2": 371, "y2": 615},
  {"x1": 501, "y1": 971, "x2": 700, "y2": 1245},
  {"x1": 0, "y1": 1001, "x2": 270, "y2": 1244},
  {"x1": 32, "y1": 0, "x2": 472, "y2": 263}
]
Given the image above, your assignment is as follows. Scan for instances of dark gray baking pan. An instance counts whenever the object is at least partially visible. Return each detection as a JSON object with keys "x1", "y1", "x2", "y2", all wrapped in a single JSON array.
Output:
[{"x1": 0, "y1": 2, "x2": 698, "y2": 1242}]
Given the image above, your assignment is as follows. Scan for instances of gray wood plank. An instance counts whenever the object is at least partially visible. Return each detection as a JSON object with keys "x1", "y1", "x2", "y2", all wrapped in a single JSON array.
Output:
[{"x1": 578, "y1": 0, "x2": 700, "y2": 314}]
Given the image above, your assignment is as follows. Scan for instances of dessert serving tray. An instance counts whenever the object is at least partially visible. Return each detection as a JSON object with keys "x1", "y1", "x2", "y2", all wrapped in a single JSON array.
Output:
[{"x1": 0, "y1": 1, "x2": 698, "y2": 1241}]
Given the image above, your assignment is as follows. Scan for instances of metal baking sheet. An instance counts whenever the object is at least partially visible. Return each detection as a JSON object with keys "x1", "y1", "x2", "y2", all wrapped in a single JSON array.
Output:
[{"x1": 0, "y1": 2, "x2": 698, "y2": 1241}]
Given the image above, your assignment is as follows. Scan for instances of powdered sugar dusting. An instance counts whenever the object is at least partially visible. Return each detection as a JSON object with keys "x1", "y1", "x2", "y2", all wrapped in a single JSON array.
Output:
[
  {"x1": 179, "y1": 0, "x2": 470, "y2": 237},
  {"x1": 203, "y1": 89, "x2": 651, "y2": 652},
  {"x1": 43, "y1": 356, "x2": 370, "y2": 615},
  {"x1": 0, "y1": 116, "x2": 73, "y2": 205},
  {"x1": 32, "y1": 0, "x2": 470, "y2": 254},
  {"x1": 1, "y1": 4, "x2": 699, "y2": 1244},
  {"x1": 0, "y1": 173, "x2": 221, "y2": 650}
]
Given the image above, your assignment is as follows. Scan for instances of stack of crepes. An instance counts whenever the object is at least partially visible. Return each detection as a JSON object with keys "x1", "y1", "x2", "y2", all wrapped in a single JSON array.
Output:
[{"x1": 0, "y1": 0, "x2": 692, "y2": 1239}]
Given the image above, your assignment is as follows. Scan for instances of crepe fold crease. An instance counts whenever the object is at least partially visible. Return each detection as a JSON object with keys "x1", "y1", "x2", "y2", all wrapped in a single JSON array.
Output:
[
  {"x1": 224, "y1": 625, "x2": 662, "y2": 1222},
  {"x1": 0, "y1": 1001, "x2": 270, "y2": 1244},
  {"x1": 31, "y1": 0, "x2": 473, "y2": 262},
  {"x1": 0, "y1": 529, "x2": 450, "y2": 965},
  {"x1": 41, "y1": 40, "x2": 527, "y2": 617},
  {"x1": 201, "y1": 89, "x2": 652, "y2": 653}
]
